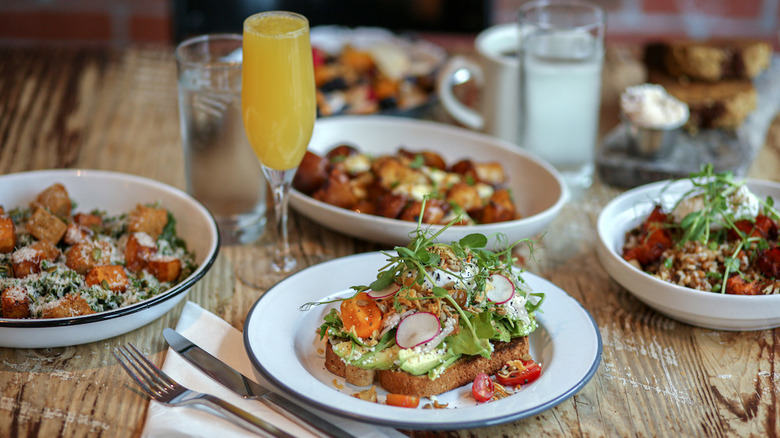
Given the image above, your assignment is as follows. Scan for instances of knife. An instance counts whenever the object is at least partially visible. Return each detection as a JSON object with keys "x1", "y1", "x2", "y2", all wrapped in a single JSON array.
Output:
[{"x1": 163, "y1": 328, "x2": 358, "y2": 438}]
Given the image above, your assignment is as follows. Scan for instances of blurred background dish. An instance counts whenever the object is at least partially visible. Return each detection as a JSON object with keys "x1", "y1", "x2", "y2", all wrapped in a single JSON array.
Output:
[
  {"x1": 596, "y1": 177, "x2": 780, "y2": 330},
  {"x1": 0, "y1": 170, "x2": 219, "y2": 348},
  {"x1": 290, "y1": 115, "x2": 566, "y2": 247},
  {"x1": 310, "y1": 26, "x2": 446, "y2": 117}
]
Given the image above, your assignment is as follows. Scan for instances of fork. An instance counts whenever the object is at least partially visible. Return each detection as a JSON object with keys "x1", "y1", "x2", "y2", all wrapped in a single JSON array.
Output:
[{"x1": 113, "y1": 343, "x2": 296, "y2": 438}]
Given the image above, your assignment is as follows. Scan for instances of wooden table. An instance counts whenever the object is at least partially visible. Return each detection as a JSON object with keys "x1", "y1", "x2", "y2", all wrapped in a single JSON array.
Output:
[{"x1": 1, "y1": 42, "x2": 779, "y2": 438}]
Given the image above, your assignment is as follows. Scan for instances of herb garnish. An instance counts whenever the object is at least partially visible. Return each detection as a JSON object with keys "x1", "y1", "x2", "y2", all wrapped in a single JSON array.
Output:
[
  {"x1": 303, "y1": 197, "x2": 544, "y2": 360},
  {"x1": 670, "y1": 164, "x2": 780, "y2": 246}
]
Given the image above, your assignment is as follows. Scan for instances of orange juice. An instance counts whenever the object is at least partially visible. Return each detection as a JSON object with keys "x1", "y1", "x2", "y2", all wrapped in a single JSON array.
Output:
[{"x1": 242, "y1": 12, "x2": 316, "y2": 171}]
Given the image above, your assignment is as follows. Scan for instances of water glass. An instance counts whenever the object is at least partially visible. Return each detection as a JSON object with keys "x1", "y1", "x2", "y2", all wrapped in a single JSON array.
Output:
[
  {"x1": 519, "y1": 0, "x2": 605, "y2": 190},
  {"x1": 175, "y1": 34, "x2": 267, "y2": 245}
]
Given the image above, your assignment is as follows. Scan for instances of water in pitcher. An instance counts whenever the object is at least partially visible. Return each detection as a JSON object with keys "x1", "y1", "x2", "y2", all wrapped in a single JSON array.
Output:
[
  {"x1": 521, "y1": 31, "x2": 603, "y2": 187},
  {"x1": 179, "y1": 69, "x2": 266, "y2": 244}
]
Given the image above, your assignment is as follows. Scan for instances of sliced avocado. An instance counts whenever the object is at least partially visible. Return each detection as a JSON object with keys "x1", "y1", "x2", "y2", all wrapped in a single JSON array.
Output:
[
  {"x1": 333, "y1": 341, "x2": 399, "y2": 370},
  {"x1": 397, "y1": 348, "x2": 457, "y2": 376},
  {"x1": 354, "y1": 344, "x2": 399, "y2": 370}
]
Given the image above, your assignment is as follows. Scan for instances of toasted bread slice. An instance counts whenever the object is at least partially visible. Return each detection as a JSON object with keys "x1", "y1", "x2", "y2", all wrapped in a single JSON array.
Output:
[
  {"x1": 325, "y1": 340, "x2": 376, "y2": 386},
  {"x1": 325, "y1": 336, "x2": 530, "y2": 398}
]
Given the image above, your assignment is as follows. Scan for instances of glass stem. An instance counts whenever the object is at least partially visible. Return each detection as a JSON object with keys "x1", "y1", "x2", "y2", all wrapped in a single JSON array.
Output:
[{"x1": 263, "y1": 167, "x2": 297, "y2": 272}]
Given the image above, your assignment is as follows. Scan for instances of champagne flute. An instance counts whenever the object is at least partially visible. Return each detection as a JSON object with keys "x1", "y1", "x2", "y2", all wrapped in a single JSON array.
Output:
[{"x1": 239, "y1": 11, "x2": 315, "y2": 279}]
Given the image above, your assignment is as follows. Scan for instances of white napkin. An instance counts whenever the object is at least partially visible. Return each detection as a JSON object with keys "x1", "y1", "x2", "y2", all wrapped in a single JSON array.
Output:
[{"x1": 142, "y1": 301, "x2": 406, "y2": 438}]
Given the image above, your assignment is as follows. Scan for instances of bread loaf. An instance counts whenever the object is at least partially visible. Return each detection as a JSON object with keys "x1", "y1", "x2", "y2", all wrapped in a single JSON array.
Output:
[
  {"x1": 643, "y1": 41, "x2": 764, "y2": 131},
  {"x1": 663, "y1": 39, "x2": 771, "y2": 82}
]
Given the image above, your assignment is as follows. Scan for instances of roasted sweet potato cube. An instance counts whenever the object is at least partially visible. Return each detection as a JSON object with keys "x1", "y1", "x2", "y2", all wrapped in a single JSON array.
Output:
[
  {"x1": 31, "y1": 183, "x2": 71, "y2": 218},
  {"x1": 399, "y1": 199, "x2": 448, "y2": 224},
  {"x1": 41, "y1": 293, "x2": 95, "y2": 318},
  {"x1": 374, "y1": 192, "x2": 407, "y2": 219},
  {"x1": 398, "y1": 149, "x2": 447, "y2": 171},
  {"x1": 12, "y1": 241, "x2": 61, "y2": 278},
  {"x1": 148, "y1": 256, "x2": 181, "y2": 283},
  {"x1": 352, "y1": 200, "x2": 377, "y2": 216},
  {"x1": 293, "y1": 151, "x2": 328, "y2": 195},
  {"x1": 324, "y1": 144, "x2": 358, "y2": 161},
  {"x1": 125, "y1": 233, "x2": 157, "y2": 272},
  {"x1": 447, "y1": 182, "x2": 483, "y2": 213},
  {"x1": 0, "y1": 207, "x2": 16, "y2": 253},
  {"x1": 372, "y1": 157, "x2": 409, "y2": 190},
  {"x1": 478, "y1": 189, "x2": 518, "y2": 224},
  {"x1": 65, "y1": 241, "x2": 111, "y2": 275},
  {"x1": 128, "y1": 205, "x2": 168, "y2": 239},
  {"x1": 474, "y1": 162, "x2": 507, "y2": 187},
  {"x1": 85, "y1": 265, "x2": 129, "y2": 292},
  {"x1": 2, "y1": 286, "x2": 30, "y2": 318},
  {"x1": 73, "y1": 213, "x2": 103, "y2": 229},
  {"x1": 63, "y1": 223, "x2": 90, "y2": 245},
  {"x1": 312, "y1": 169, "x2": 358, "y2": 209},
  {"x1": 450, "y1": 159, "x2": 478, "y2": 181},
  {"x1": 26, "y1": 207, "x2": 67, "y2": 244}
]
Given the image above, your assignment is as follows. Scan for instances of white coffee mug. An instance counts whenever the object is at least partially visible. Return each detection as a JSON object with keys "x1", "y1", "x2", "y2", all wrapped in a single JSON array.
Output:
[{"x1": 437, "y1": 23, "x2": 520, "y2": 143}]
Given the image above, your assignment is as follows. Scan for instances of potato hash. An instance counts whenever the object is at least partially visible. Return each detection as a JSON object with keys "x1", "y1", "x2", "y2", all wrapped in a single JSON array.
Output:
[{"x1": 293, "y1": 145, "x2": 520, "y2": 225}]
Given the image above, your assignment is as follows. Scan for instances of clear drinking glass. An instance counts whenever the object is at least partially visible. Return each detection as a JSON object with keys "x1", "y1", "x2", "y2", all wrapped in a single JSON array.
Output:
[
  {"x1": 175, "y1": 34, "x2": 267, "y2": 246},
  {"x1": 239, "y1": 11, "x2": 316, "y2": 280},
  {"x1": 519, "y1": 1, "x2": 605, "y2": 192}
]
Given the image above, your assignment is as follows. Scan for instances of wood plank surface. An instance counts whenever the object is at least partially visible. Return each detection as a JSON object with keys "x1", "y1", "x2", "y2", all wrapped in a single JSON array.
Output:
[{"x1": 0, "y1": 43, "x2": 779, "y2": 438}]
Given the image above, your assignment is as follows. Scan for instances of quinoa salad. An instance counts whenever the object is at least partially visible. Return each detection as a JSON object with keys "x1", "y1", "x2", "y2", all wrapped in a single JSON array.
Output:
[
  {"x1": 0, "y1": 183, "x2": 196, "y2": 319},
  {"x1": 622, "y1": 166, "x2": 780, "y2": 295}
]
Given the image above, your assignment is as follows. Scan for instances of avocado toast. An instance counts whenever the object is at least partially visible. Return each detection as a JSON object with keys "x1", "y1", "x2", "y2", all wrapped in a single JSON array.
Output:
[{"x1": 310, "y1": 214, "x2": 544, "y2": 399}]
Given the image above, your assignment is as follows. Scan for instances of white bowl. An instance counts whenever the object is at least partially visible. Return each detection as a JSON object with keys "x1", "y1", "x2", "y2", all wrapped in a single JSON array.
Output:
[
  {"x1": 293, "y1": 116, "x2": 567, "y2": 247},
  {"x1": 596, "y1": 178, "x2": 780, "y2": 331},
  {"x1": 0, "y1": 170, "x2": 219, "y2": 348}
]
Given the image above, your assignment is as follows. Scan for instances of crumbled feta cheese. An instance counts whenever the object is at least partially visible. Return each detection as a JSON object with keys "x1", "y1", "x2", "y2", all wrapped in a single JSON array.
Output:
[
  {"x1": 672, "y1": 184, "x2": 760, "y2": 227},
  {"x1": 502, "y1": 294, "x2": 531, "y2": 325},
  {"x1": 343, "y1": 154, "x2": 371, "y2": 174}
]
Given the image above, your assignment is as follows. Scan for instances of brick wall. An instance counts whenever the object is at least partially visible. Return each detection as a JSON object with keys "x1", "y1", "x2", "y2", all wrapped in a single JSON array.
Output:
[
  {"x1": 0, "y1": 0, "x2": 170, "y2": 45},
  {"x1": 495, "y1": 0, "x2": 779, "y2": 45},
  {"x1": 0, "y1": 0, "x2": 777, "y2": 46}
]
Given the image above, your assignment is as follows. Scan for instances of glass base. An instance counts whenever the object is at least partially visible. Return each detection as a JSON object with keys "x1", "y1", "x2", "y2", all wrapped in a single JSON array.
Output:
[
  {"x1": 234, "y1": 244, "x2": 300, "y2": 288},
  {"x1": 556, "y1": 161, "x2": 593, "y2": 200},
  {"x1": 215, "y1": 212, "x2": 267, "y2": 245}
]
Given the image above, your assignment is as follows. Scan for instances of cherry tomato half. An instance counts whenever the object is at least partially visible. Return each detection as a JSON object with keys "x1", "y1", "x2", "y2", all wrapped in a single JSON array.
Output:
[
  {"x1": 495, "y1": 360, "x2": 542, "y2": 387},
  {"x1": 340, "y1": 292, "x2": 383, "y2": 338},
  {"x1": 472, "y1": 372, "x2": 495, "y2": 403},
  {"x1": 386, "y1": 393, "x2": 420, "y2": 408}
]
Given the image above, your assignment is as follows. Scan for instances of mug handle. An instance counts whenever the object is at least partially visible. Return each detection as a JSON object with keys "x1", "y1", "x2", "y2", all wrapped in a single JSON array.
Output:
[{"x1": 436, "y1": 55, "x2": 484, "y2": 130}]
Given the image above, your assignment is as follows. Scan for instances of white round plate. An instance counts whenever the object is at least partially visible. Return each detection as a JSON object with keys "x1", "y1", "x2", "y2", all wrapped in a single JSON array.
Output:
[
  {"x1": 293, "y1": 116, "x2": 567, "y2": 247},
  {"x1": 597, "y1": 178, "x2": 780, "y2": 331},
  {"x1": 0, "y1": 170, "x2": 219, "y2": 348},
  {"x1": 244, "y1": 252, "x2": 601, "y2": 430}
]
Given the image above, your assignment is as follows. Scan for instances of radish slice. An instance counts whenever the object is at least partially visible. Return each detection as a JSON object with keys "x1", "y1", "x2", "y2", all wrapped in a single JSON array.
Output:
[
  {"x1": 395, "y1": 312, "x2": 441, "y2": 349},
  {"x1": 367, "y1": 284, "x2": 400, "y2": 299},
  {"x1": 486, "y1": 274, "x2": 515, "y2": 304}
]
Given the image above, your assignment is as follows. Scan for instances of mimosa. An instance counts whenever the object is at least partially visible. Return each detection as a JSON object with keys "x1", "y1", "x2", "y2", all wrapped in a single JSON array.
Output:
[
  {"x1": 240, "y1": 11, "x2": 316, "y2": 276},
  {"x1": 242, "y1": 13, "x2": 316, "y2": 171}
]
